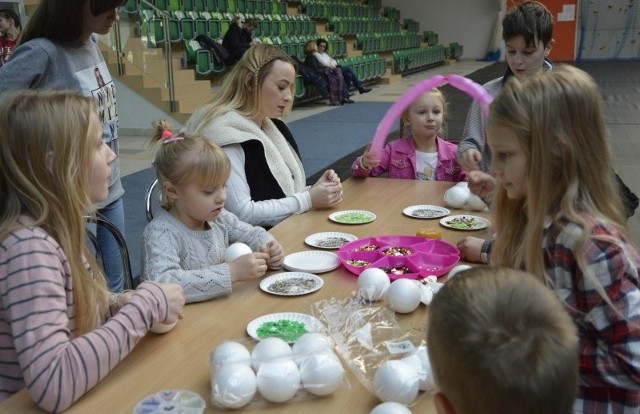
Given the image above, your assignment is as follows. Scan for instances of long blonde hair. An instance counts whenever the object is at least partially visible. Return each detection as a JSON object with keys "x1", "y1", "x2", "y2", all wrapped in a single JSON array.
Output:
[
  {"x1": 489, "y1": 65, "x2": 627, "y2": 284},
  {"x1": 0, "y1": 90, "x2": 109, "y2": 334},
  {"x1": 149, "y1": 120, "x2": 231, "y2": 210},
  {"x1": 185, "y1": 44, "x2": 296, "y2": 135}
]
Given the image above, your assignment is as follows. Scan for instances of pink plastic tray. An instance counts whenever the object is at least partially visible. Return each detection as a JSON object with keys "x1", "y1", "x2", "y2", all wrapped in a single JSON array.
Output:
[{"x1": 337, "y1": 235, "x2": 460, "y2": 280}]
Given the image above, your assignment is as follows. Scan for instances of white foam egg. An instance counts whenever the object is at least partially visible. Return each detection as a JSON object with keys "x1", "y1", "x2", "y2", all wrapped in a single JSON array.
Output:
[
  {"x1": 465, "y1": 192, "x2": 487, "y2": 211},
  {"x1": 373, "y1": 360, "x2": 420, "y2": 405},
  {"x1": 292, "y1": 333, "x2": 334, "y2": 365},
  {"x1": 444, "y1": 185, "x2": 470, "y2": 209},
  {"x1": 149, "y1": 319, "x2": 177, "y2": 334},
  {"x1": 447, "y1": 264, "x2": 472, "y2": 280},
  {"x1": 225, "y1": 242, "x2": 252, "y2": 262},
  {"x1": 211, "y1": 341, "x2": 252, "y2": 369},
  {"x1": 419, "y1": 283, "x2": 434, "y2": 305},
  {"x1": 212, "y1": 362, "x2": 257, "y2": 409},
  {"x1": 370, "y1": 401, "x2": 413, "y2": 414},
  {"x1": 387, "y1": 279, "x2": 422, "y2": 314},
  {"x1": 251, "y1": 337, "x2": 292, "y2": 371},
  {"x1": 357, "y1": 267, "x2": 391, "y2": 301},
  {"x1": 256, "y1": 359, "x2": 301, "y2": 403},
  {"x1": 299, "y1": 352, "x2": 345, "y2": 396},
  {"x1": 402, "y1": 346, "x2": 435, "y2": 391}
]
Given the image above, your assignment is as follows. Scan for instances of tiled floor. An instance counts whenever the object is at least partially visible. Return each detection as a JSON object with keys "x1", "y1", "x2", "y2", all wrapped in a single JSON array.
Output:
[{"x1": 117, "y1": 60, "x2": 494, "y2": 177}]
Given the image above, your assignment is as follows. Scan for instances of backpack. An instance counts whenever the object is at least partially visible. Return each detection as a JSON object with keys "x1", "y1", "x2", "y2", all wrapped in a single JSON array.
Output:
[{"x1": 195, "y1": 35, "x2": 229, "y2": 64}]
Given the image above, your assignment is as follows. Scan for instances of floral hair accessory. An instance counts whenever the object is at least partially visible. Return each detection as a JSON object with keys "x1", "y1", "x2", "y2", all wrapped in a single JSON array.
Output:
[{"x1": 161, "y1": 129, "x2": 184, "y2": 144}]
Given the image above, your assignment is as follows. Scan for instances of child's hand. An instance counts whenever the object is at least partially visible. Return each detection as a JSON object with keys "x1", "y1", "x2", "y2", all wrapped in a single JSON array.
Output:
[
  {"x1": 456, "y1": 237, "x2": 486, "y2": 263},
  {"x1": 228, "y1": 252, "x2": 269, "y2": 282},
  {"x1": 157, "y1": 283, "x2": 186, "y2": 323},
  {"x1": 459, "y1": 148, "x2": 482, "y2": 171},
  {"x1": 361, "y1": 144, "x2": 380, "y2": 169},
  {"x1": 259, "y1": 240, "x2": 284, "y2": 269},
  {"x1": 467, "y1": 171, "x2": 495, "y2": 200}
]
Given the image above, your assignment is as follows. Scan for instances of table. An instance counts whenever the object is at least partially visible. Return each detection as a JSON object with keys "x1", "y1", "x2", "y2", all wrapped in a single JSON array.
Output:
[{"x1": 0, "y1": 178, "x2": 491, "y2": 414}]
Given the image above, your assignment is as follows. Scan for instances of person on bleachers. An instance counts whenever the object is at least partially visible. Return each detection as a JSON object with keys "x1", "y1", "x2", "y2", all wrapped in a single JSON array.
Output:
[
  {"x1": 316, "y1": 38, "x2": 371, "y2": 94},
  {"x1": 304, "y1": 40, "x2": 351, "y2": 105},
  {"x1": 0, "y1": 9, "x2": 21, "y2": 67},
  {"x1": 184, "y1": 44, "x2": 343, "y2": 229},
  {"x1": 0, "y1": 0, "x2": 128, "y2": 293},
  {"x1": 222, "y1": 17, "x2": 258, "y2": 66}
]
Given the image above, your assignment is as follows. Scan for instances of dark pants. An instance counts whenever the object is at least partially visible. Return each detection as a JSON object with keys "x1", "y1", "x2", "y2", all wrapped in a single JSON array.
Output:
[
  {"x1": 340, "y1": 66, "x2": 363, "y2": 92},
  {"x1": 225, "y1": 47, "x2": 248, "y2": 65}
]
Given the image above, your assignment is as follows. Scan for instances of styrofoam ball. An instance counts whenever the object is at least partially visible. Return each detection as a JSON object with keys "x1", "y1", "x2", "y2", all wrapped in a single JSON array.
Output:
[
  {"x1": 292, "y1": 333, "x2": 334, "y2": 365},
  {"x1": 387, "y1": 279, "x2": 422, "y2": 314},
  {"x1": 357, "y1": 267, "x2": 391, "y2": 301},
  {"x1": 212, "y1": 363, "x2": 257, "y2": 409},
  {"x1": 299, "y1": 352, "x2": 344, "y2": 396},
  {"x1": 465, "y1": 192, "x2": 487, "y2": 211},
  {"x1": 225, "y1": 242, "x2": 252, "y2": 262},
  {"x1": 211, "y1": 341, "x2": 252, "y2": 369},
  {"x1": 444, "y1": 185, "x2": 470, "y2": 209},
  {"x1": 402, "y1": 346, "x2": 435, "y2": 391},
  {"x1": 373, "y1": 360, "x2": 420, "y2": 405},
  {"x1": 370, "y1": 401, "x2": 413, "y2": 414},
  {"x1": 251, "y1": 337, "x2": 292, "y2": 371},
  {"x1": 256, "y1": 360, "x2": 301, "y2": 403},
  {"x1": 149, "y1": 319, "x2": 178, "y2": 334}
]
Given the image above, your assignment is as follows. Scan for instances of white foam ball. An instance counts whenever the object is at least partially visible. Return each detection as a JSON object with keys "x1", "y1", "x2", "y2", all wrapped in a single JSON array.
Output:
[
  {"x1": 212, "y1": 363, "x2": 257, "y2": 409},
  {"x1": 211, "y1": 341, "x2": 252, "y2": 369},
  {"x1": 465, "y1": 192, "x2": 487, "y2": 211},
  {"x1": 370, "y1": 401, "x2": 413, "y2": 414},
  {"x1": 292, "y1": 333, "x2": 334, "y2": 365},
  {"x1": 373, "y1": 360, "x2": 420, "y2": 405},
  {"x1": 299, "y1": 352, "x2": 344, "y2": 396},
  {"x1": 358, "y1": 267, "x2": 391, "y2": 301},
  {"x1": 251, "y1": 337, "x2": 292, "y2": 371},
  {"x1": 225, "y1": 242, "x2": 252, "y2": 262},
  {"x1": 256, "y1": 360, "x2": 300, "y2": 403},
  {"x1": 387, "y1": 279, "x2": 422, "y2": 314},
  {"x1": 444, "y1": 185, "x2": 470, "y2": 209},
  {"x1": 402, "y1": 346, "x2": 435, "y2": 391},
  {"x1": 149, "y1": 319, "x2": 178, "y2": 334}
]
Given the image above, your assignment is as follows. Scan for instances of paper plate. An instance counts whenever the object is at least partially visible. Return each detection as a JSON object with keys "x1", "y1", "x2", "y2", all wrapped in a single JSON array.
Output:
[
  {"x1": 402, "y1": 204, "x2": 450, "y2": 219},
  {"x1": 440, "y1": 215, "x2": 490, "y2": 231},
  {"x1": 329, "y1": 210, "x2": 376, "y2": 224},
  {"x1": 259, "y1": 272, "x2": 324, "y2": 296},
  {"x1": 133, "y1": 389, "x2": 206, "y2": 414},
  {"x1": 305, "y1": 232, "x2": 358, "y2": 249},
  {"x1": 247, "y1": 312, "x2": 323, "y2": 343},
  {"x1": 283, "y1": 251, "x2": 341, "y2": 273}
]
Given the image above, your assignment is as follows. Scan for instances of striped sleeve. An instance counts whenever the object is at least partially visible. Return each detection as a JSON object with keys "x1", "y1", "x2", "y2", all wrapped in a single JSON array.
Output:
[{"x1": 0, "y1": 226, "x2": 169, "y2": 412}]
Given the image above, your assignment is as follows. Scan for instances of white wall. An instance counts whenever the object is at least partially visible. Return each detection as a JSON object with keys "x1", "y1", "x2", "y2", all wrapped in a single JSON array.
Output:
[{"x1": 381, "y1": 0, "x2": 498, "y2": 60}]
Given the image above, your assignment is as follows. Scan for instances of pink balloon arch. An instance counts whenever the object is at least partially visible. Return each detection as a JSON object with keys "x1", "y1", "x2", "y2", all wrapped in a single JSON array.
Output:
[{"x1": 370, "y1": 74, "x2": 493, "y2": 155}]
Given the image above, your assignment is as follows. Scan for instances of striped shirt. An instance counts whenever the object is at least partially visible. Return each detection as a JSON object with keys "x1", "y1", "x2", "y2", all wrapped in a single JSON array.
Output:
[
  {"x1": 0, "y1": 220, "x2": 169, "y2": 412},
  {"x1": 543, "y1": 215, "x2": 640, "y2": 413}
]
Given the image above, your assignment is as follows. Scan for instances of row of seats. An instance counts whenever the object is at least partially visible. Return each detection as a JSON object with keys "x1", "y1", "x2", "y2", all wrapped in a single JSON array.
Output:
[
  {"x1": 356, "y1": 32, "x2": 422, "y2": 54},
  {"x1": 326, "y1": 16, "x2": 401, "y2": 35},
  {"x1": 392, "y1": 45, "x2": 446, "y2": 74},
  {"x1": 125, "y1": 0, "x2": 288, "y2": 15},
  {"x1": 299, "y1": 1, "x2": 380, "y2": 19},
  {"x1": 263, "y1": 33, "x2": 347, "y2": 59},
  {"x1": 403, "y1": 18, "x2": 419, "y2": 33}
]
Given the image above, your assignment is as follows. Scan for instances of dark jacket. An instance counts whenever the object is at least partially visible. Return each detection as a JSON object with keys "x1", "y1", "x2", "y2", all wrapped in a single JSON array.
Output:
[{"x1": 222, "y1": 24, "x2": 252, "y2": 53}]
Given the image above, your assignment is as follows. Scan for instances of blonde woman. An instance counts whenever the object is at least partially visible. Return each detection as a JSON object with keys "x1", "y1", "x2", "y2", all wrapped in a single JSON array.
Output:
[
  {"x1": 185, "y1": 44, "x2": 343, "y2": 228},
  {"x1": 0, "y1": 90, "x2": 185, "y2": 411}
]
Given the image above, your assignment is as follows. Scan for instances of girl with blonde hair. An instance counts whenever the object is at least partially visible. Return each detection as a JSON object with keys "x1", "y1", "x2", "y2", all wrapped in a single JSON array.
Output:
[
  {"x1": 185, "y1": 44, "x2": 342, "y2": 228},
  {"x1": 142, "y1": 120, "x2": 284, "y2": 303},
  {"x1": 471, "y1": 65, "x2": 640, "y2": 412},
  {"x1": 0, "y1": 90, "x2": 185, "y2": 411}
]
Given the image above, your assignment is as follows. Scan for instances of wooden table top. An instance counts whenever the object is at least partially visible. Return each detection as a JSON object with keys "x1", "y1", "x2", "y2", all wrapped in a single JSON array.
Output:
[{"x1": 0, "y1": 177, "x2": 491, "y2": 413}]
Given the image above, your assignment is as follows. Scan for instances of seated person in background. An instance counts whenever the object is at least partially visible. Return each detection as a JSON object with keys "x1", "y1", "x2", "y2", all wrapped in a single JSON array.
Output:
[
  {"x1": 316, "y1": 38, "x2": 371, "y2": 94},
  {"x1": 142, "y1": 120, "x2": 284, "y2": 303},
  {"x1": 304, "y1": 40, "x2": 351, "y2": 105},
  {"x1": 292, "y1": 55, "x2": 330, "y2": 99},
  {"x1": 222, "y1": 17, "x2": 257, "y2": 65},
  {"x1": 352, "y1": 88, "x2": 465, "y2": 182},
  {"x1": 0, "y1": 89, "x2": 185, "y2": 411},
  {"x1": 184, "y1": 44, "x2": 343, "y2": 229},
  {"x1": 0, "y1": 8, "x2": 21, "y2": 67},
  {"x1": 428, "y1": 266, "x2": 579, "y2": 414}
]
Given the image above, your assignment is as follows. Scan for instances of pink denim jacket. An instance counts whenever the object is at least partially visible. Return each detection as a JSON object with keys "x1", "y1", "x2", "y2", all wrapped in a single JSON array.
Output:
[{"x1": 351, "y1": 136, "x2": 466, "y2": 182}]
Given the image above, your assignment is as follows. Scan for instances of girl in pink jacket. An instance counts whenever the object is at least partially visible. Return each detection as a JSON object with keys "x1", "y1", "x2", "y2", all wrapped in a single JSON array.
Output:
[{"x1": 352, "y1": 88, "x2": 466, "y2": 182}]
